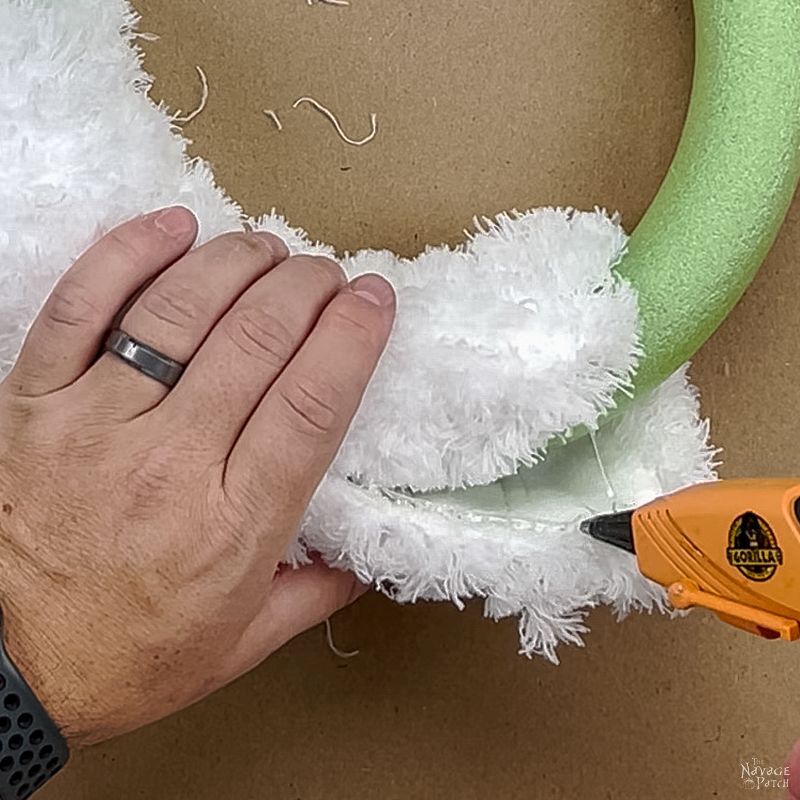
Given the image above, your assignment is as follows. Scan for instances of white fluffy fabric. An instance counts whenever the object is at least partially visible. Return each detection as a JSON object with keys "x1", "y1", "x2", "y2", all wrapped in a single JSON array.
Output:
[{"x1": 0, "y1": 0, "x2": 717, "y2": 660}]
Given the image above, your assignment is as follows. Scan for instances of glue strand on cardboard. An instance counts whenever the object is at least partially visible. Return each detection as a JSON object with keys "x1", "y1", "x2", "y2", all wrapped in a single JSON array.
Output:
[
  {"x1": 174, "y1": 66, "x2": 209, "y2": 125},
  {"x1": 324, "y1": 618, "x2": 360, "y2": 659},
  {"x1": 588, "y1": 429, "x2": 618, "y2": 510},
  {"x1": 292, "y1": 96, "x2": 378, "y2": 146}
]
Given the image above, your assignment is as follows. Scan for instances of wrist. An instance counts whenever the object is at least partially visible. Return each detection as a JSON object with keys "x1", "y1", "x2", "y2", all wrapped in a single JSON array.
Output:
[
  {"x1": 0, "y1": 543, "x2": 83, "y2": 747},
  {"x1": 0, "y1": 543, "x2": 170, "y2": 748},
  {"x1": 3, "y1": 613, "x2": 73, "y2": 742},
  {"x1": 0, "y1": 591, "x2": 73, "y2": 742},
  {"x1": 0, "y1": 602, "x2": 70, "y2": 797}
]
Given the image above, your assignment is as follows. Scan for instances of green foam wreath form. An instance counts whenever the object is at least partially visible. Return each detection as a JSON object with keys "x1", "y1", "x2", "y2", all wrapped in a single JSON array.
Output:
[{"x1": 620, "y1": 0, "x2": 800, "y2": 393}]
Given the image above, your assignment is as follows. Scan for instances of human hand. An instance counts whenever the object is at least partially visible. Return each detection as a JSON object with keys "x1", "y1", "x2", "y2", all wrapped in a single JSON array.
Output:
[
  {"x1": 0, "y1": 207, "x2": 394, "y2": 747},
  {"x1": 788, "y1": 741, "x2": 800, "y2": 798}
]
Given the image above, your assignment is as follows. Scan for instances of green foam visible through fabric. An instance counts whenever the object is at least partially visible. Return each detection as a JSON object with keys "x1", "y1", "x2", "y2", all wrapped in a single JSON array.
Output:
[{"x1": 619, "y1": 0, "x2": 800, "y2": 392}]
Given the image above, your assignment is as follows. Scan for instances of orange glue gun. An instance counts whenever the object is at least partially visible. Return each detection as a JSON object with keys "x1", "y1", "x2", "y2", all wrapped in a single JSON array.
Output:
[{"x1": 581, "y1": 479, "x2": 800, "y2": 641}]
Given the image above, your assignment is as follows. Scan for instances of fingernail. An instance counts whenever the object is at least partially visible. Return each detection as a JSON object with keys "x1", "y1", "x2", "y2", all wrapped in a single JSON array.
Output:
[
  {"x1": 350, "y1": 274, "x2": 395, "y2": 307},
  {"x1": 253, "y1": 231, "x2": 290, "y2": 260},
  {"x1": 150, "y1": 206, "x2": 196, "y2": 237}
]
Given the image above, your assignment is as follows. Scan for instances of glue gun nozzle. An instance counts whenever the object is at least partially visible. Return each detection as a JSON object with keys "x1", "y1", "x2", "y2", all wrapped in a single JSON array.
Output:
[{"x1": 581, "y1": 510, "x2": 637, "y2": 554}]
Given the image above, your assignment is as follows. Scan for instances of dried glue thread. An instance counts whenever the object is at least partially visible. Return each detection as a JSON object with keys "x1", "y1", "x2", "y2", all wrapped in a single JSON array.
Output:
[
  {"x1": 324, "y1": 618, "x2": 360, "y2": 659},
  {"x1": 588, "y1": 430, "x2": 617, "y2": 509},
  {"x1": 263, "y1": 110, "x2": 283, "y2": 131},
  {"x1": 174, "y1": 66, "x2": 209, "y2": 125},
  {"x1": 292, "y1": 96, "x2": 378, "y2": 146}
]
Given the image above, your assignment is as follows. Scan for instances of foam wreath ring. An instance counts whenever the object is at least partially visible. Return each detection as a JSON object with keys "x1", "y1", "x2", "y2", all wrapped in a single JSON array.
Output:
[{"x1": 620, "y1": 0, "x2": 800, "y2": 392}]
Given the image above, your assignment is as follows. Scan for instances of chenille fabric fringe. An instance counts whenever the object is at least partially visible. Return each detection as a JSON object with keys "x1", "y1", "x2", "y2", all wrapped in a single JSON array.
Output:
[{"x1": 0, "y1": 0, "x2": 716, "y2": 660}]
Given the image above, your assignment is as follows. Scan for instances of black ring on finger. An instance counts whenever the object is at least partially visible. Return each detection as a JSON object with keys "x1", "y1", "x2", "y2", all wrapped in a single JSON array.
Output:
[{"x1": 104, "y1": 329, "x2": 186, "y2": 389}]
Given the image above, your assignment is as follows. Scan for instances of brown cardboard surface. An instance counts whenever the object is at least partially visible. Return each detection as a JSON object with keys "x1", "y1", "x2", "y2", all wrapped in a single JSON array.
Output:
[{"x1": 44, "y1": 1, "x2": 800, "y2": 798}]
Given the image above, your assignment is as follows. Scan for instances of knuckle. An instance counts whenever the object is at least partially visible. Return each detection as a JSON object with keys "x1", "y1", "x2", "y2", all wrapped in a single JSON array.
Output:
[
  {"x1": 222, "y1": 306, "x2": 295, "y2": 367},
  {"x1": 138, "y1": 281, "x2": 205, "y2": 329},
  {"x1": 214, "y1": 496, "x2": 258, "y2": 551},
  {"x1": 187, "y1": 487, "x2": 266, "y2": 569},
  {"x1": 43, "y1": 279, "x2": 101, "y2": 331},
  {"x1": 0, "y1": 395, "x2": 38, "y2": 452},
  {"x1": 278, "y1": 376, "x2": 341, "y2": 438},
  {"x1": 2, "y1": 395, "x2": 35, "y2": 427},
  {"x1": 121, "y1": 445, "x2": 178, "y2": 514}
]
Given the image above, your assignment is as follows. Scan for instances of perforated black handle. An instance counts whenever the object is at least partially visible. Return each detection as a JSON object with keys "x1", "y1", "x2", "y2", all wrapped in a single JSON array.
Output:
[{"x1": 0, "y1": 611, "x2": 68, "y2": 799}]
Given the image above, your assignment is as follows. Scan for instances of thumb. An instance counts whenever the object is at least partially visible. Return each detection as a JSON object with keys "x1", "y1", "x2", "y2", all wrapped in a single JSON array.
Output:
[{"x1": 237, "y1": 559, "x2": 368, "y2": 664}]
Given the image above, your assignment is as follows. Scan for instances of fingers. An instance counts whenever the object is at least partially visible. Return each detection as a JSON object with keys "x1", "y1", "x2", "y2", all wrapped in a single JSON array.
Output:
[
  {"x1": 6, "y1": 208, "x2": 198, "y2": 397},
  {"x1": 236, "y1": 561, "x2": 367, "y2": 665},
  {"x1": 155, "y1": 254, "x2": 346, "y2": 446},
  {"x1": 224, "y1": 274, "x2": 395, "y2": 523},
  {"x1": 82, "y1": 230, "x2": 289, "y2": 415},
  {"x1": 789, "y1": 740, "x2": 800, "y2": 799}
]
